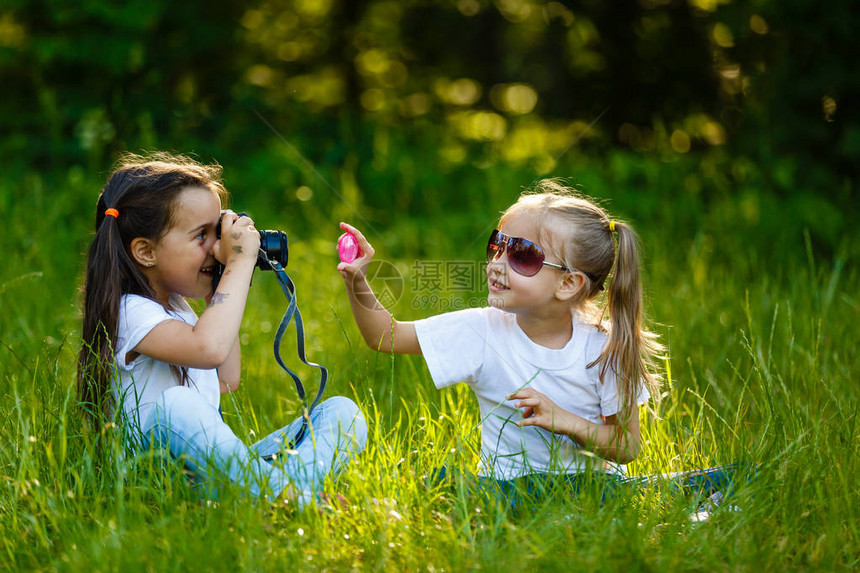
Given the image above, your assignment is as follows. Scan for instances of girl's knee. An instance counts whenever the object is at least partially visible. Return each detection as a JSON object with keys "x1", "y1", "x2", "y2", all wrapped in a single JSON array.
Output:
[
  {"x1": 156, "y1": 386, "x2": 219, "y2": 428},
  {"x1": 321, "y1": 396, "x2": 367, "y2": 449},
  {"x1": 161, "y1": 385, "x2": 196, "y2": 403},
  {"x1": 159, "y1": 386, "x2": 196, "y2": 414},
  {"x1": 322, "y1": 395, "x2": 359, "y2": 418}
]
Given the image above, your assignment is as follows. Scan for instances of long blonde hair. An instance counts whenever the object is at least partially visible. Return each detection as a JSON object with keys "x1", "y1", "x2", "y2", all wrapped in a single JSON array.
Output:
[{"x1": 500, "y1": 179, "x2": 664, "y2": 416}]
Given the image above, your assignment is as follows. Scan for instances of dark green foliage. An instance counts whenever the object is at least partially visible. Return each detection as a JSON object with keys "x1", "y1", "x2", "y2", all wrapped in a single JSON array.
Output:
[{"x1": 1, "y1": 0, "x2": 856, "y2": 201}]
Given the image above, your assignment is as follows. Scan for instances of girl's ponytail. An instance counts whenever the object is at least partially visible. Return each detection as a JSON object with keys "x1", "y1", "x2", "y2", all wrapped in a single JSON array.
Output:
[
  {"x1": 77, "y1": 199, "x2": 151, "y2": 429},
  {"x1": 600, "y1": 220, "x2": 662, "y2": 418}
]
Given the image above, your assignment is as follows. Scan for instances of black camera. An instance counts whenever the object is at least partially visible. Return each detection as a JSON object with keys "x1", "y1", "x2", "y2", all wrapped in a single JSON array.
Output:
[{"x1": 212, "y1": 211, "x2": 289, "y2": 289}]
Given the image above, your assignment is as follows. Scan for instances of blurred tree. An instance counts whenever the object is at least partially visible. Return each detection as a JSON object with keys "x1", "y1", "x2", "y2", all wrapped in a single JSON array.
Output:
[
  {"x1": 0, "y1": 0, "x2": 247, "y2": 170},
  {"x1": 0, "y1": 0, "x2": 856, "y2": 198},
  {"x1": 712, "y1": 0, "x2": 858, "y2": 192}
]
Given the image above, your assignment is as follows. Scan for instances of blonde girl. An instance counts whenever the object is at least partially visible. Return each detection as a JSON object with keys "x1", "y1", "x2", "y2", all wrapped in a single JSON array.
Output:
[{"x1": 337, "y1": 179, "x2": 662, "y2": 483}]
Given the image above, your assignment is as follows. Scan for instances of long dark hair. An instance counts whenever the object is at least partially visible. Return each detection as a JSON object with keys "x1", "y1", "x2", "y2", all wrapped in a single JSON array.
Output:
[{"x1": 77, "y1": 152, "x2": 228, "y2": 428}]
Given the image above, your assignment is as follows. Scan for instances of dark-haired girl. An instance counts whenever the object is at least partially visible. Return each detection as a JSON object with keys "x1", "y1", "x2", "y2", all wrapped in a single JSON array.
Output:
[{"x1": 78, "y1": 153, "x2": 366, "y2": 506}]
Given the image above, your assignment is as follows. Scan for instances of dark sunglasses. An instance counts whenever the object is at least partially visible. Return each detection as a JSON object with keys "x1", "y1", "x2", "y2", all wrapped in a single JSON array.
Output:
[
  {"x1": 486, "y1": 229, "x2": 603, "y2": 286},
  {"x1": 486, "y1": 229, "x2": 569, "y2": 277}
]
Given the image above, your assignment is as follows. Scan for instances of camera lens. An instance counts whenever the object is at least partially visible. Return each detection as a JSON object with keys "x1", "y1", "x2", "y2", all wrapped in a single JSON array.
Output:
[{"x1": 258, "y1": 230, "x2": 289, "y2": 270}]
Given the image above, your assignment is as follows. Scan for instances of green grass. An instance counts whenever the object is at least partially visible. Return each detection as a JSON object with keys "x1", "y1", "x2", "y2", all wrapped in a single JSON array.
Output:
[{"x1": 1, "y1": 152, "x2": 857, "y2": 571}]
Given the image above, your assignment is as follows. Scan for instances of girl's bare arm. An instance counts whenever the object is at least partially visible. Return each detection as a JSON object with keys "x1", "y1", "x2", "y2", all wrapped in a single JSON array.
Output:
[
  {"x1": 337, "y1": 222, "x2": 421, "y2": 355},
  {"x1": 509, "y1": 387, "x2": 642, "y2": 464}
]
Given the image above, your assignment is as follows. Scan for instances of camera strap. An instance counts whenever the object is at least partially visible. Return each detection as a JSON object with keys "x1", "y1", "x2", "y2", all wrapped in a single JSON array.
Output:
[{"x1": 267, "y1": 258, "x2": 328, "y2": 448}]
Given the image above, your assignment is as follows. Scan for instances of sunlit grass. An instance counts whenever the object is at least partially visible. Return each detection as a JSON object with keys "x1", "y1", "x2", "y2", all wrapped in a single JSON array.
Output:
[{"x1": 0, "y1": 154, "x2": 857, "y2": 570}]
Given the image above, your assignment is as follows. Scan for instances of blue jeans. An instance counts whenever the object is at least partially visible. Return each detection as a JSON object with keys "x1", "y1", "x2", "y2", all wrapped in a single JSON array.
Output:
[
  {"x1": 430, "y1": 464, "x2": 754, "y2": 510},
  {"x1": 137, "y1": 386, "x2": 367, "y2": 506}
]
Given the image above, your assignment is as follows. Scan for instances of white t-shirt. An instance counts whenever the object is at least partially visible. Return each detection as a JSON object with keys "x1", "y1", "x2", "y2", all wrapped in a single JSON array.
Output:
[
  {"x1": 114, "y1": 294, "x2": 221, "y2": 429},
  {"x1": 414, "y1": 306, "x2": 648, "y2": 480}
]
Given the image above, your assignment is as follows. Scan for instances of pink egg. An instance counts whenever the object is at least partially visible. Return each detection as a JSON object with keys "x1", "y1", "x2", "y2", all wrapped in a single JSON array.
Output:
[{"x1": 337, "y1": 232, "x2": 360, "y2": 263}]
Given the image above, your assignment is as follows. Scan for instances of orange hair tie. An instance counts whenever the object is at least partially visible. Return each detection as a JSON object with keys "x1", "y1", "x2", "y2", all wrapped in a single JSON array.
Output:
[{"x1": 104, "y1": 208, "x2": 119, "y2": 219}]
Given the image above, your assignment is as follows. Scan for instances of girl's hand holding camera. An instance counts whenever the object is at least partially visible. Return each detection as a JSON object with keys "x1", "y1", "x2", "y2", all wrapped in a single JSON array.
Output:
[{"x1": 214, "y1": 210, "x2": 261, "y2": 269}]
